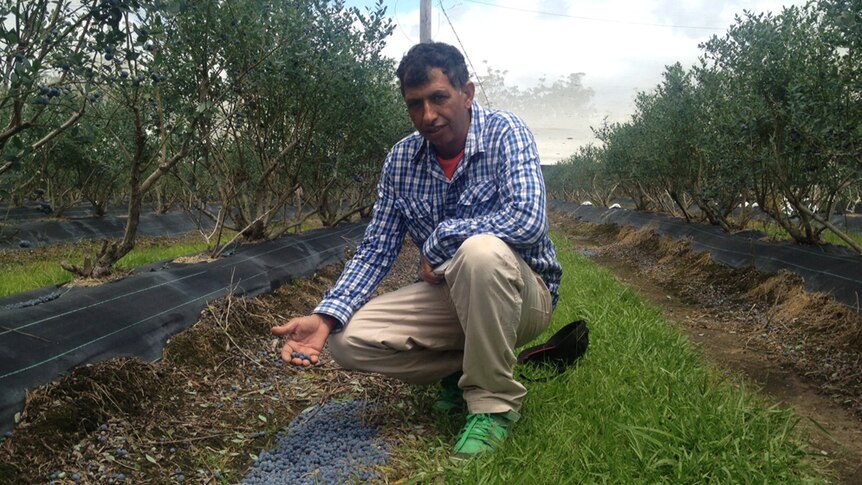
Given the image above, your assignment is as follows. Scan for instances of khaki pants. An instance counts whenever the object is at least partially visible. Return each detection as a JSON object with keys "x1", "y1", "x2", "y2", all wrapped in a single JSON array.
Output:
[{"x1": 328, "y1": 234, "x2": 553, "y2": 414}]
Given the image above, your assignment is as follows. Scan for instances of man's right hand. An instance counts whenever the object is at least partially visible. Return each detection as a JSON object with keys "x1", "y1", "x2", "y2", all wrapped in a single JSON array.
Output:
[
  {"x1": 271, "y1": 314, "x2": 336, "y2": 367},
  {"x1": 420, "y1": 255, "x2": 445, "y2": 285}
]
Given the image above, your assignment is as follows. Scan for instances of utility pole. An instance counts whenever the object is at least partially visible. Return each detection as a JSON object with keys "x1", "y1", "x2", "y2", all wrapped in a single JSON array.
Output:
[{"x1": 420, "y1": 0, "x2": 431, "y2": 43}]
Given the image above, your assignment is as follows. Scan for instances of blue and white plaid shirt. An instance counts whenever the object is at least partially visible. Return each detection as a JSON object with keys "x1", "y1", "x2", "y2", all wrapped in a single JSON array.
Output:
[{"x1": 315, "y1": 101, "x2": 562, "y2": 328}]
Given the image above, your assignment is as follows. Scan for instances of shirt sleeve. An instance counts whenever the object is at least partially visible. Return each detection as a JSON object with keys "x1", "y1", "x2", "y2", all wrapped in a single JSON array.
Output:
[
  {"x1": 313, "y1": 156, "x2": 406, "y2": 330},
  {"x1": 421, "y1": 123, "x2": 548, "y2": 267}
]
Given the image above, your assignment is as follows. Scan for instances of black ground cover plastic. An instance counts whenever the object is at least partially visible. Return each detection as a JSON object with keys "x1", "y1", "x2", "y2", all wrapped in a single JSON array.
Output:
[
  {"x1": 0, "y1": 205, "x2": 226, "y2": 249},
  {"x1": 0, "y1": 204, "x2": 124, "y2": 223},
  {"x1": 552, "y1": 201, "x2": 862, "y2": 312},
  {"x1": 0, "y1": 210, "x2": 212, "y2": 249},
  {"x1": 0, "y1": 204, "x2": 311, "y2": 248},
  {"x1": 0, "y1": 223, "x2": 367, "y2": 433},
  {"x1": 828, "y1": 213, "x2": 862, "y2": 232}
]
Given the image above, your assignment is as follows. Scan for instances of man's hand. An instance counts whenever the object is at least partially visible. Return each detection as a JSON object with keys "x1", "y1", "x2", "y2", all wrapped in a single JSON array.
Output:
[
  {"x1": 420, "y1": 256, "x2": 444, "y2": 285},
  {"x1": 271, "y1": 314, "x2": 336, "y2": 367}
]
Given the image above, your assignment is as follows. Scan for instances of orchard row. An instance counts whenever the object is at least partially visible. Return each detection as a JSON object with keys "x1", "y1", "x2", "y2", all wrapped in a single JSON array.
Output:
[
  {"x1": 0, "y1": 0, "x2": 411, "y2": 276},
  {"x1": 545, "y1": 0, "x2": 861, "y2": 252}
]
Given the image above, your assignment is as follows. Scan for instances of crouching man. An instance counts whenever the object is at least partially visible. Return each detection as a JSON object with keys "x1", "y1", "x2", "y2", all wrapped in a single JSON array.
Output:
[{"x1": 272, "y1": 42, "x2": 562, "y2": 459}]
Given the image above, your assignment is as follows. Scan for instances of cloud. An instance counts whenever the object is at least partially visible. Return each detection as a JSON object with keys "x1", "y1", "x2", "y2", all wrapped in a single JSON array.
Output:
[
  {"x1": 538, "y1": 0, "x2": 571, "y2": 13},
  {"x1": 359, "y1": 0, "x2": 807, "y2": 160},
  {"x1": 649, "y1": 0, "x2": 731, "y2": 38}
]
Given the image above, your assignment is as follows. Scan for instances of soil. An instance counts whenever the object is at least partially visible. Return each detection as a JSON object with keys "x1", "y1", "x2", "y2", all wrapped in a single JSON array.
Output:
[{"x1": 553, "y1": 213, "x2": 862, "y2": 485}]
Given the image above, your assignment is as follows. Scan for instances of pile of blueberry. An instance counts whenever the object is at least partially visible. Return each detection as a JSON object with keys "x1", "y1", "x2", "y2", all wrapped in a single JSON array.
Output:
[
  {"x1": 242, "y1": 400, "x2": 388, "y2": 484},
  {"x1": 1, "y1": 290, "x2": 62, "y2": 311}
]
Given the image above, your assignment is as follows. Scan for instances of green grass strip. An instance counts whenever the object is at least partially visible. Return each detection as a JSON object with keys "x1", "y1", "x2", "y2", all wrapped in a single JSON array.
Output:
[
  {"x1": 748, "y1": 219, "x2": 862, "y2": 250},
  {"x1": 0, "y1": 220, "x2": 320, "y2": 299},
  {"x1": 0, "y1": 221, "x2": 322, "y2": 298},
  {"x1": 409, "y1": 232, "x2": 827, "y2": 484},
  {"x1": 0, "y1": 236, "x2": 209, "y2": 298}
]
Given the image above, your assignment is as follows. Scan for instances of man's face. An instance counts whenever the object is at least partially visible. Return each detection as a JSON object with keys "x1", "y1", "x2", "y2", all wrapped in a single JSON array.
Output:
[{"x1": 403, "y1": 68, "x2": 475, "y2": 158}]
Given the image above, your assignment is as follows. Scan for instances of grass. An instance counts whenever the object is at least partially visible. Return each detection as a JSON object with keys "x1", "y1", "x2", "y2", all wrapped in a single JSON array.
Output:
[
  {"x1": 0, "y1": 234, "x2": 210, "y2": 298},
  {"x1": 0, "y1": 217, "x2": 328, "y2": 299},
  {"x1": 391, "y1": 232, "x2": 828, "y2": 484},
  {"x1": 747, "y1": 218, "x2": 862, "y2": 250}
]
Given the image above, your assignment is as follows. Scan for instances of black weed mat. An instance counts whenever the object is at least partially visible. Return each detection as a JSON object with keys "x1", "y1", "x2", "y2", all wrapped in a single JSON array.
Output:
[
  {"x1": 0, "y1": 205, "x2": 318, "y2": 249},
  {"x1": 0, "y1": 204, "x2": 124, "y2": 223},
  {"x1": 553, "y1": 202, "x2": 862, "y2": 311},
  {"x1": 0, "y1": 211, "x2": 210, "y2": 249},
  {"x1": 0, "y1": 223, "x2": 366, "y2": 433}
]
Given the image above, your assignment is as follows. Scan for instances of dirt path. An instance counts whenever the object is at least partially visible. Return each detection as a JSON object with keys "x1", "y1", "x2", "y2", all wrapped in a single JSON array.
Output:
[{"x1": 562, "y1": 226, "x2": 862, "y2": 484}]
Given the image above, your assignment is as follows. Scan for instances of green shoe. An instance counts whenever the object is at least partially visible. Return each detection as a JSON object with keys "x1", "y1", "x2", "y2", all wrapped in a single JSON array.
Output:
[
  {"x1": 451, "y1": 411, "x2": 519, "y2": 460},
  {"x1": 434, "y1": 371, "x2": 465, "y2": 412}
]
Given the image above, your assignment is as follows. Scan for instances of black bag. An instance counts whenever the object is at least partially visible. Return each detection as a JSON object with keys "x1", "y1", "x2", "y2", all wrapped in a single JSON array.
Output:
[{"x1": 517, "y1": 320, "x2": 589, "y2": 373}]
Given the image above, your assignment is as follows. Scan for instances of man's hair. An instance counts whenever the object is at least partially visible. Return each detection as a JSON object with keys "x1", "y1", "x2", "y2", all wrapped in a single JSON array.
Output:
[{"x1": 396, "y1": 42, "x2": 469, "y2": 95}]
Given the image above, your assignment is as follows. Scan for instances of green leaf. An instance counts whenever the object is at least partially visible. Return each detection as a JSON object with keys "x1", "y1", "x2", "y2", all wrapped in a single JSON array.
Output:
[
  {"x1": 257, "y1": 414, "x2": 267, "y2": 423},
  {"x1": 195, "y1": 101, "x2": 213, "y2": 114},
  {"x1": 145, "y1": 454, "x2": 157, "y2": 464}
]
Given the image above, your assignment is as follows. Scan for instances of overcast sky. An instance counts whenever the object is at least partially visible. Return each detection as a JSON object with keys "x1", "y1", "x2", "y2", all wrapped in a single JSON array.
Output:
[{"x1": 344, "y1": 0, "x2": 806, "y2": 162}]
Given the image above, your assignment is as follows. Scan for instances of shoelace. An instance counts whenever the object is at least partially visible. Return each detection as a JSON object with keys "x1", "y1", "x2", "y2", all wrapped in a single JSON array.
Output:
[{"x1": 455, "y1": 414, "x2": 497, "y2": 448}]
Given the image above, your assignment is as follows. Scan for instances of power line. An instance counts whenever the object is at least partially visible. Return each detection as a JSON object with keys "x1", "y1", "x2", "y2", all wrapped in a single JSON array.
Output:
[
  {"x1": 461, "y1": 0, "x2": 725, "y2": 31},
  {"x1": 438, "y1": 1, "x2": 491, "y2": 106},
  {"x1": 393, "y1": 1, "x2": 418, "y2": 46}
]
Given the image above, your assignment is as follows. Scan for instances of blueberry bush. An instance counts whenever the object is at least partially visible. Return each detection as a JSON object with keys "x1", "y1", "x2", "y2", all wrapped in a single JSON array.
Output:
[
  {"x1": 1, "y1": 0, "x2": 411, "y2": 275},
  {"x1": 549, "y1": 0, "x2": 862, "y2": 252}
]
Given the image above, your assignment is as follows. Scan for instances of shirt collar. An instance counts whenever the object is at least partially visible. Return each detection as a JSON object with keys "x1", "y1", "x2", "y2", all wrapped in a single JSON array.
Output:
[{"x1": 411, "y1": 100, "x2": 487, "y2": 164}]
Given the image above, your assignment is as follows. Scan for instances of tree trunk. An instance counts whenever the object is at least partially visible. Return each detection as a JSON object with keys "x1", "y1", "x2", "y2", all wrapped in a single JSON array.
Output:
[
  {"x1": 91, "y1": 171, "x2": 144, "y2": 277},
  {"x1": 668, "y1": 191, "x2": 692, "y2": 223}
]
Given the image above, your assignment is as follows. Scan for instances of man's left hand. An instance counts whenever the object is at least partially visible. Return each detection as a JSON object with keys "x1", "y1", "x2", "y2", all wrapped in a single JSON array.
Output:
[{"x1": 420, "y1": 256, "x2": 444, "y2": 285}]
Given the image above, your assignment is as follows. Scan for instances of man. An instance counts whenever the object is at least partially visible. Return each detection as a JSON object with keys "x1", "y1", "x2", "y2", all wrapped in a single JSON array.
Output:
[{"x1": 272, "y1": 42, "x2": 562, "y2": 459}]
